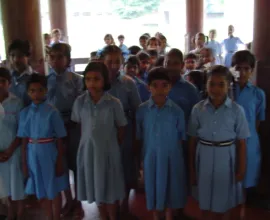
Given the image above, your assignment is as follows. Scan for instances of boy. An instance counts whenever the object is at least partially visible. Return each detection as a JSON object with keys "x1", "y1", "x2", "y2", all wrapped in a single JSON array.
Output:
[
  {"x1": 139, "y1": 35, "x2": 149, "y2": 51},
  {"x1": 50, "y1": 29, "x2": 64, "y2": 46},
  {"x1": 136, "y1": 51, "x2": 150, "y2": 82},
  {"x1": 118, "y1": 35, "x2": 129, "y2": 59},
  {"x1": 197, "y1": 47, "x2": 215, "y2": 71},
  {"x1": 136, "y1": 67, "x2": 187, "y2": 220},
  {"x1": 183, "y1": 53, "x2": 197, "y2": 77},
  {"x1": 147, "y1": 49, "x2": 159, "y2": 71},
  {"x1": 124, "y1": 56, "x2": 150, "y2": 102}
]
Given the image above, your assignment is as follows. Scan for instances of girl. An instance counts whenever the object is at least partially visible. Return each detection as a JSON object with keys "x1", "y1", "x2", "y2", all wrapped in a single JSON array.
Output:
[
  {"x1": 0, "y1": 67, "x2": 25, "y2": 220},
  {"x1": 157, "y1": 34, "x2": 170, "y2": 56},
  {"x1": 197, "y1": 48, "x2": 215, "y2": 71},
  {"x1": 185, "y1": 70, "x2": 206, "y2": 100},
  {"x1": 97, "y1": 34, "x2": 115, "y2": 57},
  {"x1": 188, "y1": 65, "x2": 250, "y2": 220},
  {"x1": 8, "y1": 39, "x2": 36, "y2": 106},
  {"x1": 190, "y1": 33, "x2": 207, "y2": 56},
  {"x1": 146, "y1": 37, "x2": 161, "y2": 50},
  {"x1": 101, "y1": 45, "x2": 141, "y2": 217},
  {"x1": 17, "y1": 74, "x2": 69, "y2": 220},
  {"x1": 46, "y1": 43, "x2": 84, "y2": 218},
  {"x1": 71, "y1": 62, "x2": 127, "y2": 220},
  {"x1": 206, "y1": 29, "x2": 222, "y2": 65},
  {"x1": 231, "y1": 51, "x2": 266, "y2": 202}
]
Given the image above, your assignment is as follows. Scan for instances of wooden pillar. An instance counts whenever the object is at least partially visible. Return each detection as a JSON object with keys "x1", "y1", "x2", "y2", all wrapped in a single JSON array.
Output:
[
  {"x1": 48, "y1": 0, "x2": 68, "y2": 42},
  {"x1": 0, "y1": 0, "x2": 44, "y2": 66},
  {"x1": 253, "y1": 0, "x2": 270, "y2": 195},
  {"x1": 185, "y1": 0, "x2": 204, "y2": 52}
]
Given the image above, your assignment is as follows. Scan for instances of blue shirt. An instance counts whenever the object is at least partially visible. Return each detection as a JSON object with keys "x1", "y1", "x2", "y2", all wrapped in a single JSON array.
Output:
[
  {"x1": 119, "y1": 44, "x2": 130, "y2": 60},
  {"x1": 206, "y1": 40, "x2": 222, "y2": 64},
  {"x1": 221, "y1": 36, "x2": 244, "y2": 53},
  {"x1": 132, "y1": 76, "x2": 150, "y2": 103}
]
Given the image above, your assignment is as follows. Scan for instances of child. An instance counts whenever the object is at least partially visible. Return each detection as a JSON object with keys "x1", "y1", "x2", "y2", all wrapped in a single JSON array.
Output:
[
  {"x1": 128, "y1": 46, "x2": 141, "y2": 55},
  {"x1": 185, "y1": 70, "x2": 206, "y2": 100},
  {"x1": 190, "y1": 33, "x2": 206, "y2": 55},
  {"x1": 231, "y1": 50, "x2": 266, "y2": 201},
  {"x1": 90, "y1": 51, "x2": 98, "y2": 61},
  {"x1": 188, "y1": 65, "x2": 250, "y2": 220},
  {"x1": 153, "y1": 56, "x2": 165, "y2": 67},
  {"x1": 221, "y1": 25, "x2": 244, "y2": 68},
  {"x1": 71, "y1": 62, "x2": 127, "y2": 220},
  {"x1": 157, "y1": 34, "x2": 169, "y2": 55},
  {"x1": 8, "y1": 39, "x2": 36, "y2": 106},
  {"x1": 164, "y1": 48, "x2": 200, "y2": 121},
  {"x1": 206, "y1": 29, "x2": 222, "y2": 64},
  {"x1": 118, "y1": 35, "x2": 129, "y2": 59},
  {"x1": 147, "y1": 49, "x2": 159, "y2": 71},
  {"x1": 197, "y1": 47, "x2": 215, "y2": 71},
  {"x1": 17, "y1": 74, "x2": 69, "y2": 220},
  {"x1": 124, "y1": 56, "x2": 150, "y2": 102},
  {"x1": 44, "y1": 33, "x2": 51, "y2": 46},
  {"x1": 46, "y1": 43, "x2": 84, "y2": 217},
  {"x1": 139, "y1": 35, "x2": 149, "y2": 50},
  {"x1": 50, "y1": 29, "x2": 64, "y2": 46},
  {"x1": 136, "y1": 51, "x2": 150, "y2": 82},
  {"x1": 136, "y1": 67, "x2": 187, "y2": 220},
  {"x1": 183, "y1": 53, "x2": 198, "y2": 77},
  {"x1": 0, "y1": 67, "x2": 25, "y2": 220},
  {"x1": 147, "y1": 37, "x2": 160, "y2": 50},
  {"x1": 97, "y1": 34, "x2": 115, "y2": 57},
  {"x1": 101, "y1": 45, "x2": 141, "y2": 217}
]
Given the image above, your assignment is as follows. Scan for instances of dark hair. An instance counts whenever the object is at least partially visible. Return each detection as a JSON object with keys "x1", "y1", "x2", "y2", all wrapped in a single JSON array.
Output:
[
  {"x1": 147, "y1": 67, "x2": 170, "y2": 85},
  {"x1": 50, "y1": 43, "x2": 72, "y2": 66},
  {"x1": 188, "y1": 70, "x2": 206, "y2": 92},
  {"x1": 147, "y1": 37, "x2": 161, "y2": 46},
  {"x1": 83, "y1": 62, "x2": 111, "y2": 91},
  {"x1": 136, "y1": 51, "x2": 150, "y2": 60},
  {"x1": 231, "y1": 50, "x2": 256, "y2": 69},
  {"x1": 195, "y1": 32, "x2": 208, "y2": 44},
  {"x1": 147, "y1": 49, "x2": 158, "y2": 57},
  {"x1": 118, "y1": 35, "x2": 125, "y2": 39},
  {"x1": 139, "y1": 35, "x2": 149, "y2": 41},
  {"x1": 209, "y1": 29, "x2": 217, "y2": 35},
  {"x1": 44, "y1": 33, "x2": 50, "y2": 39},
  {"x1": 207, "y1": 65, "x2": 232, "y2": 83},
  {"x1": 51, "y1": 29, "x2": 61, "y2": 35},
  {"x1": 8, "y1": 39, "x2": 31, "y2": 57},
  {"x1": 166, "y1": 48, "x2": 184, "y2": 62},
  {"x1": 0, "y1": 67, "x2": 11, "y2": 83},
  {"x1": 102, "y1": 45, "x2": 122, "y2": 57},
  {"x1": 27, "y1": 74, "x2": 47, "y2": 90},
  {"x1": 154, "y1": 56, "x2": 165, "y2": 67},
  {"x1": 90, "y1": 51, "x2": 97, "y2": 58},
  {"x1": 143, "y1": 33, "x2": 151, "y2": 38},
  {"x1": 128, "y1": 46, "x2": 141, "y2": 55},
  {"x1": 184, "y1": 53, "x2": 198, "y2": 61},
  {"x1": 124, "y1": 55, "x2": 140, "y2": 67}
]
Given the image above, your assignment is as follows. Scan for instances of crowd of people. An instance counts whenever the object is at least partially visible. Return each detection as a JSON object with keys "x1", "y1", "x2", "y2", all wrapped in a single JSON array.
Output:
[{"x1": 0, "y1": 24, "x2": 265, "y2": 220}]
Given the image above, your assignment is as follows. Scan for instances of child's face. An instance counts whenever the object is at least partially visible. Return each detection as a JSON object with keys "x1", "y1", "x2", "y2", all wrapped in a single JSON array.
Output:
[
  {"x1": 103, "y1": 52, "x2": 122, "y2": 81},
  {"x1": 84, "y1": 71, "x2": 104, "y2": 94},
  {"x1": 124, "y1": 63, "x2": 139, "y2": 77},
  {"x1": 28, "y1": 83, "x2": 47, "y2": 104},
  {"x1": 209, "y1": 31, "x2": 216, "y2": 40},
  {"x1": 200, "y1": 49, "x2": 214, "y2": 64},
  {"x1": 49, "y1": 50, "x2": 68, "y2": 72},
  {"x1": 149, "y1": 79, "x2": 171, "y2": 101},
  {"x1": 104, "y1": 37, "x2": 112, "y2": 45},
  {"x1": 139, "y1": 39, "x2": 147, "y2": 49},
  {"x1": 160, "y1": 39, "x2": 166, "y2": 50},
  {"x1": 118, "y1": 38, "x2": 124, "y2": 45},
  {"x1": 195, "y1": 35, "x2": 205, "y2": 47},
  {"x1": 52, "y1": 32, "x2": 61, "y2": 42},
  {"x1": 207, "y1": 75, "x2": 228, "y2": 102},
  {"x1": 147, "y1": 40, "x2": 159, "y2": 50},
  {"x1": 164, "y1": 55, "x2": 184, "y2": 73},
  {"x1": 234, "y1": 62, "x2": 253, "y2": 85},
  {"x1": 45, "y1": 37, "x2": 51, "y2": 45},
  {"x1": 184, "y1": 58, "x2": 196, "y2": 70},
  {"x1": 9, "y1": 50, "x2": 28, "y2": 73},
  {"x1": 139, "y1": 59, "x2": 150, "y2": 72},
  {"x1": 228, "y1": 26, "x2": 234, "y2": 35},
  {"x1": 150, "y1": 56, "x2": 157, "y2": 66},
  {"x1": 0, "y1": 77, "x2": 10, "y2": 95}
]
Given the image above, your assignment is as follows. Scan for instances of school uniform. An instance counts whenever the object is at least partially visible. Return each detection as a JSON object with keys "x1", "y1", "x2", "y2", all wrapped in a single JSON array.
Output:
[
  {"x1": 17, "y1": 102, "x2": 69, "y2": 199},
  {"x1": 0, "y1": 94, "x2": 24, "y2": 200},
  {"x1": 9, "y1": 66, "x2": 35, "y2": 106},
  {"x1": 136, "y1": 98, "x2": 187, "y2": 210},
  {"x1": 206, "y1": 40, "x2": 222, "y2": 64},
  {"x1": 221, "y1": 36, "x2": 244, "y2": 68},
  {"x1": 119, "y1": 44, "x2": 130, "y2": 60},
  {"x1": 235, "y1": 82, "x2": 266, "y2": 188},
  {"x1": 108, "y1": 74, "x2": 141, "y2": 188},
  {"x1": 47, "y1": 69, "x2": 83, "y2": 172},
  {"x1": 131, "y1": 76, "x2": 150, "y2": 102},
  {"x1": 71, "y1": 92, "x2": 127, "y2": 204},
  {"x1": 188, "y1": 97, "x2": 250, "y2": 213}
]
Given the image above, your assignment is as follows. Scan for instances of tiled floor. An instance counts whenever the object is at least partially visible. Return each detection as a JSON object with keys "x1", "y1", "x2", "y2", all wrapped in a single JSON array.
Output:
[{"x1": 18, "y1": 190, "x2": 270, "y2": 220}]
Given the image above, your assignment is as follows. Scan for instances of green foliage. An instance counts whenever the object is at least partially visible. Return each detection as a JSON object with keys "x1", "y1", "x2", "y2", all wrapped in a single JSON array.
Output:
[{"x1": 111, "y1": 0, "x2": 160, "y2": 19}]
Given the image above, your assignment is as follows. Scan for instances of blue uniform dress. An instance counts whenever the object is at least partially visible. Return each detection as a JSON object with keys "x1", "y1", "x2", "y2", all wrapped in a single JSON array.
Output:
[
  {"x1": 132, "y1": 76, "x2": 150, "y2": 103},
  {"x1": 0, "y1": 93, "x2": 24, "y2": 200},
  {"x1": 221, "y1": 37, "x2": 244, "y2": 68},
  {"x1": 188, "y1": 97, "x2": 250, "y2": 213},
  {"x1": 47, "y1": 68, "x2": 83, "y2": 171},
  {"x1": 9, "y1": 66, "x2": 35, "y2": 106},
  {"x1": 136, "y1": 98, "x2": 187, "y2": 210},
  {"x1": 206, "y1": 40, "x2": 222, "y2": 64},
  {"x1": 235, "y1": 82, "x2": 266, "y2": 188},
  {"x1": 71, "y1": 92, "x2": 127, "y2": 204},
  {"x1": 17, "y1": 102, "x2": 69, "y2": 200},
  {"x1": 108, "y1": 74, "x2": 141, "y2": 188}
]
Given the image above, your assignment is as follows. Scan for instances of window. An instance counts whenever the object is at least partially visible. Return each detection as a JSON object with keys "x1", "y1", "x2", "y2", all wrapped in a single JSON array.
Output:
[{"x1": 40, "y1": 0, "x2": 51, "y2": 34}]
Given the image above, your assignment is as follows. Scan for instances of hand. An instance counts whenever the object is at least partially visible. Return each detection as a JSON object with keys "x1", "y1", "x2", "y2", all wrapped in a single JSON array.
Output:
[
  {"x1": 22, "y1": 161, "x2": 28, "y2": 178},
  {"x1": 190, "y1": 169, "x2": 197, "y2": 186},
  {"x1": 55, "y1": 157, "x2": 64, "y2": 177},
  {"x1": 2, "y1": 148, "x2": 13, "y2": 161},
  {"x1": 0, "y1": 152, "x2": 8, "y2": 162}
]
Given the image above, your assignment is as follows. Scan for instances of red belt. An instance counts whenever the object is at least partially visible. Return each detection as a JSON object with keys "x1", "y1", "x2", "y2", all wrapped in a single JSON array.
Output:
[{"x1": 29, "y1": 138, "x2": 55, "y2": 144}]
